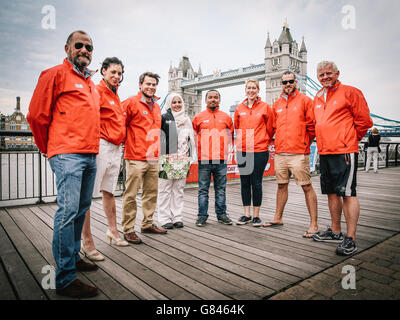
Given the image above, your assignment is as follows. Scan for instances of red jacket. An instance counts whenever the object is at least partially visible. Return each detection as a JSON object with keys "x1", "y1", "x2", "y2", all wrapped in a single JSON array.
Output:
[
  {"x1": 234, "y1": 97, "x2": 274, "y2": 152},
  {"x1": 96, "y1": 80, "x2": 126, "y2": 146},
  {"x1": 122, "y1": 91, "x2": 161, "y2": 161},
  {"x1": 272, "y1": 89, "x2": 315, "y2": 154},
  {"x1": 192, "y1": 107, "x2": 234, "y2": 161},
  {"x1": 27, "y1": 59, "x2": 100, "y2": 158},
  {"x1": 313, "y1": 81, "x2": 373, "y2": 155}
]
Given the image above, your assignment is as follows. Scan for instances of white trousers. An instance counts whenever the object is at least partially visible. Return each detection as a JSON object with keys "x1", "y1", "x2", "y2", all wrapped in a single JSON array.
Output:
[
  {"x1": 366, "y1": 147, "x2": 379, "y2": 172},
  {"x1": 157, "y1": 178, "x2": 186, "y2": 225}
]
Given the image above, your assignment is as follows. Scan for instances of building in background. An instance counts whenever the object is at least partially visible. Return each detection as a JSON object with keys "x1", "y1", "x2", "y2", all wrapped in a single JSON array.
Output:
[
  {"x1": 168, "y1": 22, "x2": 308, "y2": 117},
  {"x1": 1, "y1": 97, "x2": 35, "y2": 150}
]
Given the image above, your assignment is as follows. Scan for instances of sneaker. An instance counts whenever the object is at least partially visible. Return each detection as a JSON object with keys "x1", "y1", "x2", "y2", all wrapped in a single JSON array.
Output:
[
  {"x1": 252, "y1": 217, "x2": 262, "y2": 227},
  {"x1": 217, "y1": 214, "x2": 233, "y2": 225},
  {"x1": 196, "y1": 216, "x2": 207, "y2": 227},
  {"x1": 236, "y1": 215, "x2": 252, "y2": 225},
  {"x1": 336, "y1": 236, "x2": 358, "y2": 256},
  {"x1": 312, "y1": 227, "x2": 343, "y2": 243}
]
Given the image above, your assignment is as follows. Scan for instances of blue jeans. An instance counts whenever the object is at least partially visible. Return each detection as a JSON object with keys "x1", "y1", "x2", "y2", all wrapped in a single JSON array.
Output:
[
  {"x1": 198, "y1": 162, "x2": 227, "y2": 218},
  {"x1": 49, "y1": 153, "x2": 97, "y2": 289}
]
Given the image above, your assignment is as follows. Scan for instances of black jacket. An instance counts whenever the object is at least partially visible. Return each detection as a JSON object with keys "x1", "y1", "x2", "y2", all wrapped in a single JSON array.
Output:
[
  {"x1": 161, "y1": 109, "x2": 178, "y2": 155},
  {"x1": 367, "y1": 134, "x2": 381, "y2": 148},
  {"x1": 160, "y1": 109, "x2": 193, "y2": 156}
]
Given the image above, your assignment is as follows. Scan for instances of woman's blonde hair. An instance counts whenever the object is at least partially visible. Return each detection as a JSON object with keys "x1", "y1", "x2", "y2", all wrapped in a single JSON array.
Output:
[
  {"x1": 372, "y1": 127, "x2": 379, "y2": 134},
  {"x1": 245, "y1": 79, "x2": 260, "y2": 90}
]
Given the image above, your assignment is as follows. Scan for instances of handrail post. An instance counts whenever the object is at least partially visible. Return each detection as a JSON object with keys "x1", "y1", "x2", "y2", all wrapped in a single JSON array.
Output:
[
  {"x1": 36, "y1": 151, "x2": 45, "y2": 204},
  {"x1": 386, "y1": 143, "x2": 390, "y2": 168},
  {"x1": 364, "y1": 149, "x2": 367, "y2": 169},
  {"x1": 396, "y1": 144, "x2": 399, "y2": 166}
]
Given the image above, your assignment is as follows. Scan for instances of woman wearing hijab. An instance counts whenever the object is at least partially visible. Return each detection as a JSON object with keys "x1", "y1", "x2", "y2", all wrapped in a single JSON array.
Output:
[{"x1": 158, "y1": 93, "x2": 196, "y2": 229}]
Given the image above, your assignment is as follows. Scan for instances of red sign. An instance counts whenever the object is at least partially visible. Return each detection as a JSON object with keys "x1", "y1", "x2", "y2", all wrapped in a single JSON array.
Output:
[{"x1": 186, "y1": 143, "x2": 276, "y2": 183}]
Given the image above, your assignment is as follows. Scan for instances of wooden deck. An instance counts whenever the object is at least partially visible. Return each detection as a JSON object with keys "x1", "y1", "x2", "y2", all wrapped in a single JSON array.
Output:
[{"x1": 1, "y1": 167, "x2": 400, "y2": 300}]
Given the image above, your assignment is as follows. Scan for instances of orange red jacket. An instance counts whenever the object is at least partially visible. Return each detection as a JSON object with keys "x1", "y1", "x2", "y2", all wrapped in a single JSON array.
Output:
[
  {"x1": 272, "y1": 89, "x2": 315, "y2": 154},
  {"x1": 192, "y1": 107, "x2": 234, "y2": 161},
  {"x1": 234, "y1": 97, "x2": 274, "y2": 153},
  {"x1": 27, "y1": 59, "x2": 100, "y2": 159},
  {"x1": 122, "y1": 91, "x2": 161, "y2": 161},
  {"x1": 96, "y1": 79, "x2": 126, "y2": 146},
  {"x1": 313, "y1": 81, "x2": 373, "y2": 155}
]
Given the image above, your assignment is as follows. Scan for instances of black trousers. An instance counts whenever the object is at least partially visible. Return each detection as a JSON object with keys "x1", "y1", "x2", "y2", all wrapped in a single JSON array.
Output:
[{"x1": 237, "y1": 151, "x2": 269, "y2": 207}]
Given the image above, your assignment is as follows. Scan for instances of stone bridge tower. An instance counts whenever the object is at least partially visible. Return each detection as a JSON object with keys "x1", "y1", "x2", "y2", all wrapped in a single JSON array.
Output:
[
  {"x1": 264, "y1": 22, "x2": 308, "y2": 105},
  {"x1": 168, "y1": 55, "x2": 202, "y2": 119}
]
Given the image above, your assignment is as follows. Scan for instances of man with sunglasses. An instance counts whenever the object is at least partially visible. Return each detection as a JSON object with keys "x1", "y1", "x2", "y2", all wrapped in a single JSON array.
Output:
[
  {"x1": 312, "y1": 61, "x2": 372, "y2": 256},
  {"x1": 263, "y1": 71, "x2": 319, "y2": 239},
  {"x1": 27, "y1": 30, "x2": 100, "y2": 298}
]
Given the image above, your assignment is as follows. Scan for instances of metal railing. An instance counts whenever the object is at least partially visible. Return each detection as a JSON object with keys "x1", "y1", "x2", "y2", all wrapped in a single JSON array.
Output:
[
  {"x1": 1, "y1": 129, "x2": 399, "y2": 207},
  {"x1": 0, "y1": 130, "x2": 125, "y2": 207},
  {"x1": 359, "y1": 143, "x2": 400, "y2": 169}
]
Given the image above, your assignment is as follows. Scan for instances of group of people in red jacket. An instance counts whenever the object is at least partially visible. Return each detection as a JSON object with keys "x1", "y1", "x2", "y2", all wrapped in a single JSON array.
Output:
[{"x1": 27, "y1": 30, "x2": 373, "y2": 298}]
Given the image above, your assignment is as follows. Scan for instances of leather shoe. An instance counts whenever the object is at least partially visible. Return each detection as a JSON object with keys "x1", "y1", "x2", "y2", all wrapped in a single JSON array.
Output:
[
  {"x1": 76, "y1": 259, "x2": 98, "y2": 272},
  {"x1": 141, "y1": 224, "x2": 167, "y2": 234},
  {"x1": 173, "y1": 221, "x2": 184, "y2": 228},
  {"x1": 162, "y1": 223, "x2": 174, "y2": 229},
  {"x1": 124, "y1": 231, "x2": 142, "y2": 244},
  {"x1": 56, "y1": 279, "x2": 98, "y2": 298}
]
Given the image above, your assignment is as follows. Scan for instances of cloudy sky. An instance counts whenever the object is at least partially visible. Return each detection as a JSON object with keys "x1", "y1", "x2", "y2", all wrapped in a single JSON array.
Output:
[{"x1": 1, "y1": 0, "x2": 399, "y2": 122}]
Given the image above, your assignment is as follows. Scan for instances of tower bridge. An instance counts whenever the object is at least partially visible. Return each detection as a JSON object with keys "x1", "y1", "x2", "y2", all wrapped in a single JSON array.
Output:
[
  {"x1": 166, "y1": 22, "x2": 400, "y2": 136},
  {"x1": 168, "y1": 22, "x2": 307, "y2": 118}
]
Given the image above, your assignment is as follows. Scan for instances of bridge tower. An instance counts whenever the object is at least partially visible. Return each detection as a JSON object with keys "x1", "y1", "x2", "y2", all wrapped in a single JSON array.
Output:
[
  {"x1": 264, "y1": 22, "x2": 308, "y2": 105},
  {"x1": 168, "y1": 55, "x2": 202, "y2": 119}
]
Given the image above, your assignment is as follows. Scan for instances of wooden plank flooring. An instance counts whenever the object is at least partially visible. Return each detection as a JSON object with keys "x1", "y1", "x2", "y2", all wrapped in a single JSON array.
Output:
[{"x1": 1, "y1": 166, "x2": 400, "y2": 300}]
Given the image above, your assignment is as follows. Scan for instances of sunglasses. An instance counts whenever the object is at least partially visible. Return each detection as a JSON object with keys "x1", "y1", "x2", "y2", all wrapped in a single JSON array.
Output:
[
  {"x1": 281, "y1": 79, "x2": 295, "y2": 85},
  {"x1": 74, "y1": 42, "x2": 93, "y2": 52}
]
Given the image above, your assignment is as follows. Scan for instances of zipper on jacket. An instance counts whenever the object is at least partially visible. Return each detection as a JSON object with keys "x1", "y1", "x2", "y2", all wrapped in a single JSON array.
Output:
[{"x1": 285, "y1": 103, "x2": 288, "y2": 148}]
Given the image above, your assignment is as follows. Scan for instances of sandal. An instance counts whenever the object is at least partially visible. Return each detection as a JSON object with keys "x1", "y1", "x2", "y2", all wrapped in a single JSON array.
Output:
[
  {"x1": 262, "y1": 221, "x2": 284, "y2": 227},
  {"x1": 303, "y1": 230, "x2": 319, "y2": 238},
  {"x1": 81, "y1": 242, "x2": 105, "y2": 261}
]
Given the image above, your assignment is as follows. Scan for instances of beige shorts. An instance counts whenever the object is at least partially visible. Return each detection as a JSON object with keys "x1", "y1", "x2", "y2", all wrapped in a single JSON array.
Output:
[
  {"x1": 92, "y1": 139, "x2": 123, "y2": 197},
  {"x1": 274, "y1": 154, "x2": 311, "y2": 185}
]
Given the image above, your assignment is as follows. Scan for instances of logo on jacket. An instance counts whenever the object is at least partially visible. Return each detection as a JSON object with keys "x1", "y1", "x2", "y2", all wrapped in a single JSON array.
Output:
[
  {"x1": 75, "y1": 83, "x2": 83, "y2": 88},
  {"x1": 333, "y1": 100, "x2": 337, "y2": 105},
  {"x1": 240, "y1": 112, "x2": 247, "y2": 116},
  {"x1": 203, "y1": 120, "x2": 209, "y2": 123},
  {"x1": 143, "y1": 111, "x2": 148, "y2": 115},
  {"x1": 277, "y1": 109, "x2": 282, "y2": 113},
  {"x1": 316, "y1": 105, "x2": 321, "y2": 109},
  {"x1": 109, "y1": 101, "x2": 115, "y2": 105}
]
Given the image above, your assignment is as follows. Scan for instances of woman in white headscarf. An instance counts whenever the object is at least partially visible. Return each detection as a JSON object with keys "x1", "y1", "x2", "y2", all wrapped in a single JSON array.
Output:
[{"x1": 158, "y1": 93, "x2": 196, "y2": 229}]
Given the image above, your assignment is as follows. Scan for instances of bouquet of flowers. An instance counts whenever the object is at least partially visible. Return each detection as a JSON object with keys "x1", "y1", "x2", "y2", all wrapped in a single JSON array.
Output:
[{"x1": 159, "y1": 153, "x2": 191, "y2": 179}]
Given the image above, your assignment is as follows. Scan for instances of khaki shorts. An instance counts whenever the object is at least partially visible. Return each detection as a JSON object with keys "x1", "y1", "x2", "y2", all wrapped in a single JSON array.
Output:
[
  {"x1": 274, "y1": 154, "x2": 311, "y2": 185},
  {"x1": 92, "y1": 139, "x2": 123, "y2": 197}
]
